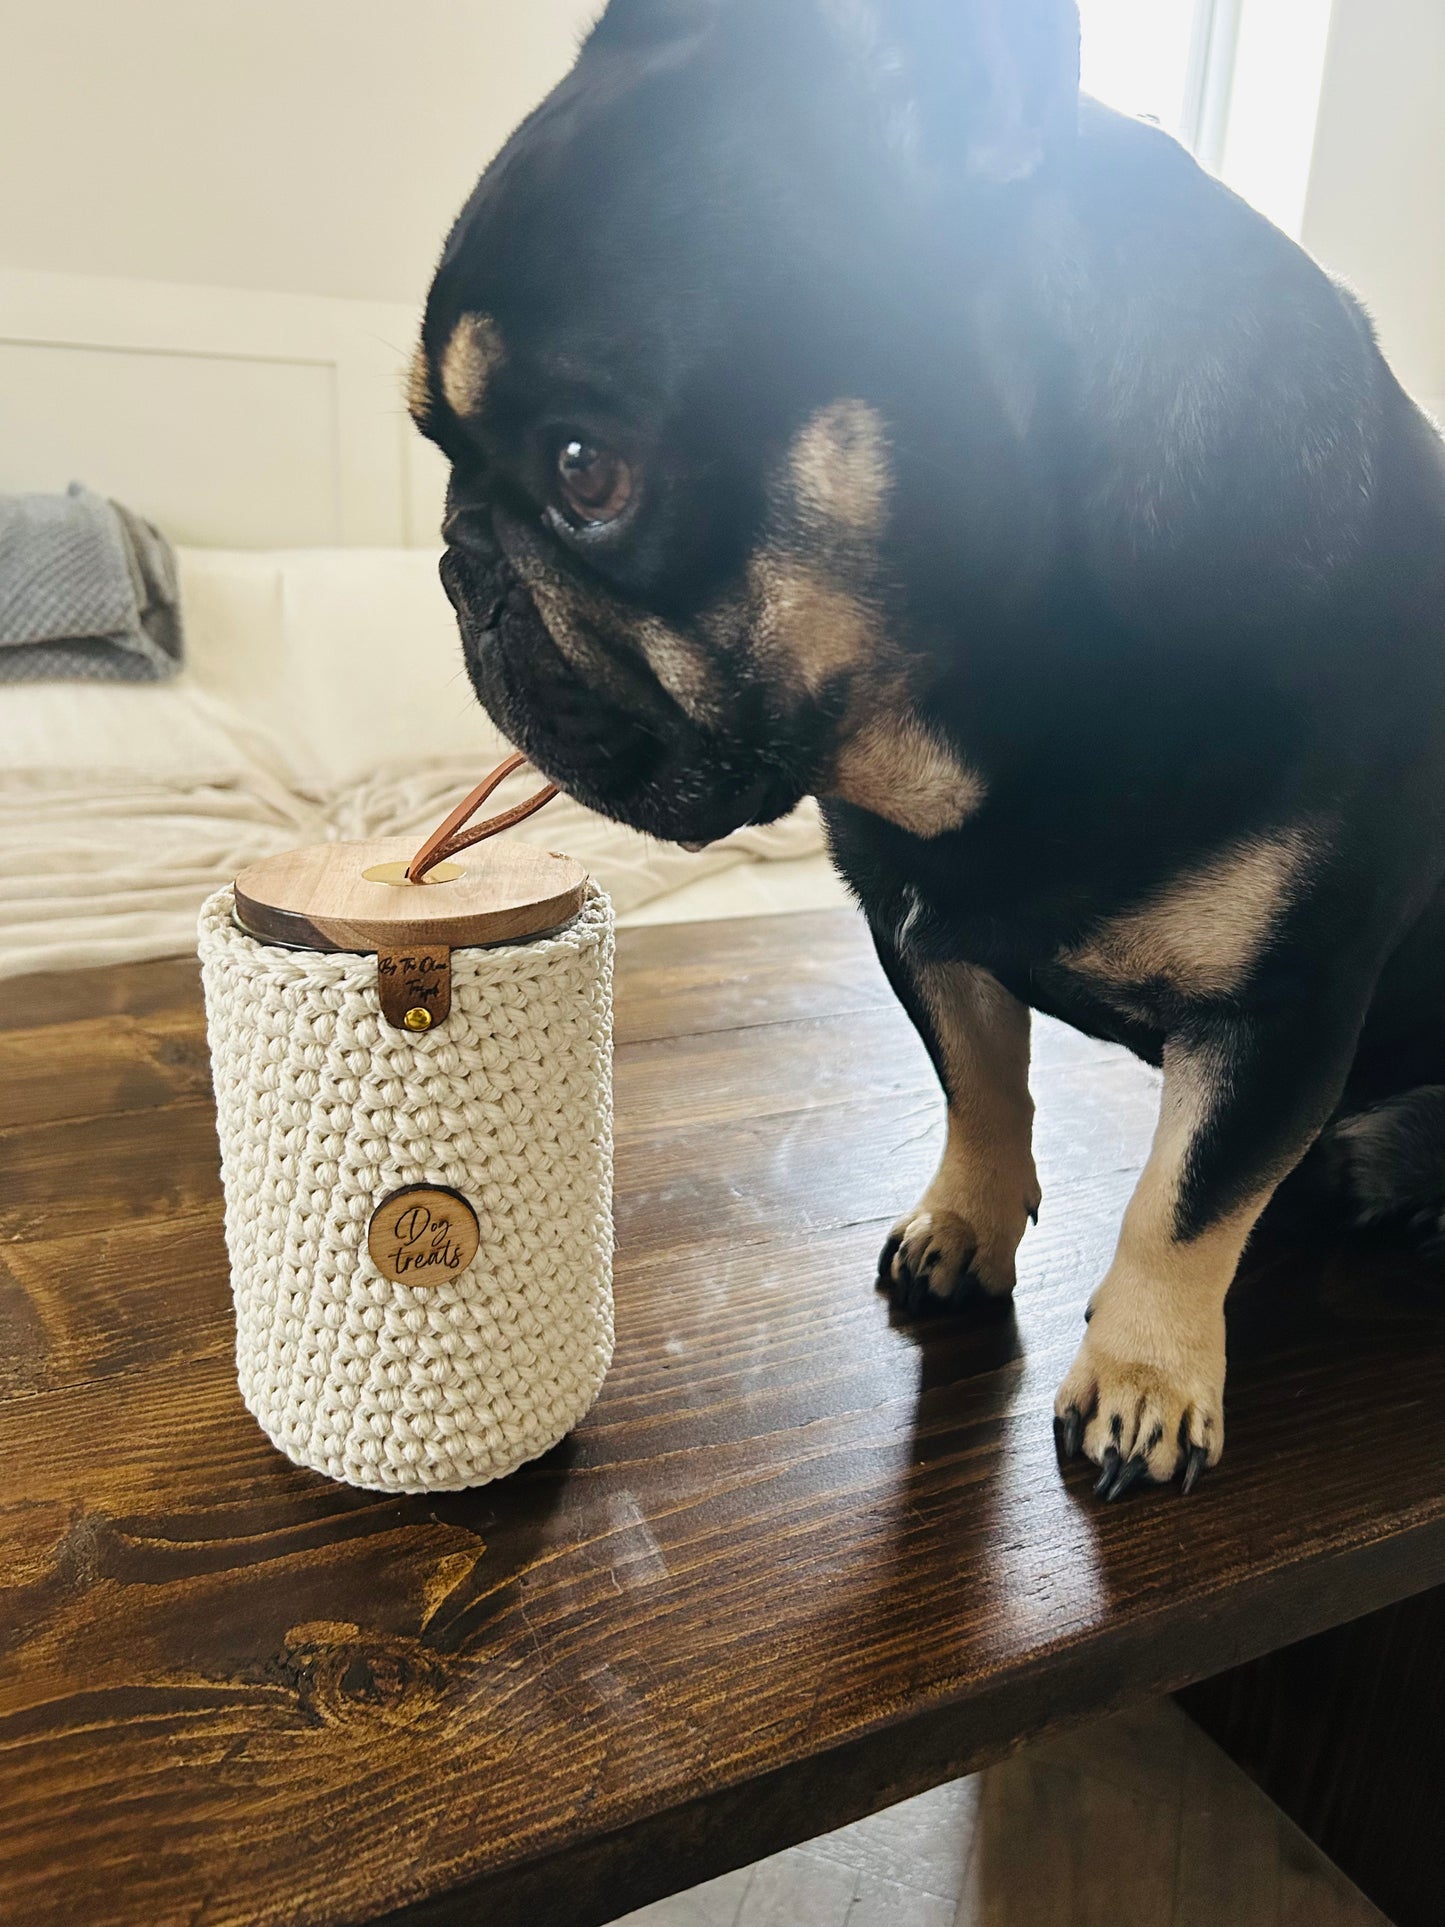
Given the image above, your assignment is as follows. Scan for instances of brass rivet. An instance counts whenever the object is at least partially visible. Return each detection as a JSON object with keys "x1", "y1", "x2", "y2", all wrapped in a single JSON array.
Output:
[{"x1": 404, "y1": 1007, "x2": 434, "y2": 1033}]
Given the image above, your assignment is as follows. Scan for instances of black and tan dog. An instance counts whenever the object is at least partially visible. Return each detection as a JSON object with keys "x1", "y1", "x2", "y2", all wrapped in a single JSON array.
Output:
[{"x1": 411, "y1": 0, "x2": 1445, "y2": 1499}]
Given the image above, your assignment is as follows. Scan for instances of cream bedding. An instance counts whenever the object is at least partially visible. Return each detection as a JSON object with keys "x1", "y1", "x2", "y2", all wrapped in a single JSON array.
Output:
[
  {"x1": 0, "y1": 547, "x2": 847, "y2": 983},
  {"x1": 0, "y1": 770, "x2": 320, "y2": 977},
  {"x1": 2, "y1": 676, "x2": 319, "y2": 976},
  {"x1": 0, "y1": 756, "x2": 837, "y2": 980}
]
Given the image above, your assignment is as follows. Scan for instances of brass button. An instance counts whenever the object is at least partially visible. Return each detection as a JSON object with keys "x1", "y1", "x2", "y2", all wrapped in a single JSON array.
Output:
[{"x1": 403, "y1": 1007, "x2": 434, "y2": 1033}]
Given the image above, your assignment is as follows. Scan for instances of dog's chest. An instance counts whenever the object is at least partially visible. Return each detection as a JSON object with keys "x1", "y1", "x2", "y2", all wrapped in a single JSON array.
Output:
[
  {"x1": 894, "y1": 825, "x2": 1316, "y2": 1048},
  {"x1": 891, "y1": 880, "x2": 1153, "y2": 1043}
]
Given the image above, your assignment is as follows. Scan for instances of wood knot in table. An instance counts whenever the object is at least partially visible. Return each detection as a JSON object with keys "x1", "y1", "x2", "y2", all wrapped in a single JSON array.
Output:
[{"x1": 270, "y1": 1620, "x2": 451, "y2": 1731}]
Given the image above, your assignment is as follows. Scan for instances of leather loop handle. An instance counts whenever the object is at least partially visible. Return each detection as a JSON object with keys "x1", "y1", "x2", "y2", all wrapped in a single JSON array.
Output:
[{"x1": 406, "y1": 753, "x2": 561, "y2": 883}]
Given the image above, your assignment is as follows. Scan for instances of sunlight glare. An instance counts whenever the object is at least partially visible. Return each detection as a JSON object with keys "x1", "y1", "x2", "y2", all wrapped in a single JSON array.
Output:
[{"x1": 1078, "y1": 0, "x2": 1201, "y2": 141}]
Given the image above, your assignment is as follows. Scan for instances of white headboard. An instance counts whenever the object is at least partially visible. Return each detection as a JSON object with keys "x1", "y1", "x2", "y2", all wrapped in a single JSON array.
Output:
[{"x1": 0, "y1": 267, "x2": 448, "y2": 549}]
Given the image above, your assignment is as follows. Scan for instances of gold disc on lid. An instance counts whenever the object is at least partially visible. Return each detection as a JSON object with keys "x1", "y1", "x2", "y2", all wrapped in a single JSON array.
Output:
[
  {"x1": 362, "y1": 859, "x2": 466, "y2": 887},
  {"x1": 232, "y1": 837, "x2": 588, "y2": 955}
]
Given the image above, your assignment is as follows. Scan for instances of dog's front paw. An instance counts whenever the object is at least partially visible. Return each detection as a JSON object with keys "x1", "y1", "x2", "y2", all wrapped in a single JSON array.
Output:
[
  {"x1": 1053, "y1": 1299, "x2": 1225, "y2": 1501},
  {"x1": 878, "y1": 1200, "x2": 1027, "y2": 1319}
]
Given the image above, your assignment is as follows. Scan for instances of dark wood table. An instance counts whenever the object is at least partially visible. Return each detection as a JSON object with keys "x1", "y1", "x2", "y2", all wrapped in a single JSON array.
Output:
[{"x1": 2, "y1": 909, "x2": 1443, "y2": 1927}]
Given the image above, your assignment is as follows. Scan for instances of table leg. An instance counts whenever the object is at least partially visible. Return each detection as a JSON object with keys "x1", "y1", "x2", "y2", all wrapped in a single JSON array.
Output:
[{"x1": 1179, "y1": 1584, "x2": 1445, "y2": 1927}]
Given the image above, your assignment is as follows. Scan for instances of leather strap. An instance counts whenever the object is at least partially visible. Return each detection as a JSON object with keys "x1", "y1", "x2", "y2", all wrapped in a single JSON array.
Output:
[{"x1": 406, "y1": 753, "x2": 561, "y2": 883}]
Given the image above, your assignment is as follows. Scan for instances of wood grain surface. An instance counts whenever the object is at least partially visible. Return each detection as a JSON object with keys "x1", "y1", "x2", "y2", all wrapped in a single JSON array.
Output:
[{"x1": 2, "y1": 908, "x2": 1444, "y2": 1927}]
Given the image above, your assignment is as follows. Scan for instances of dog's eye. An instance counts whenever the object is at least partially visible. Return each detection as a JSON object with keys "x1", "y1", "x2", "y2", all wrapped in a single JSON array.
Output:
[{"x1": 554, "y1": 438, "x2": 634, "y2": 527}]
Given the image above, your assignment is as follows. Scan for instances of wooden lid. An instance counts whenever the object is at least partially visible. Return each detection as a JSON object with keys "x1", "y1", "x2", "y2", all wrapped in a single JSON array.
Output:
[{"x1": 233, "y1": 838, "x2": 589, "y2": 954}]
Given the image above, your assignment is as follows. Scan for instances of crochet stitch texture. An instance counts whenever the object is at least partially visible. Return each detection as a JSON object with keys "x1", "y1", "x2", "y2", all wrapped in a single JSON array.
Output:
[{"x1": 198, "y1": 884, "x2": 615, "y2": 1492}]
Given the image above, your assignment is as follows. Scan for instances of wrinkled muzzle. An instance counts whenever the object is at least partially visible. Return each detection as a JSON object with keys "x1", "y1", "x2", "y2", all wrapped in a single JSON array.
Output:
[{"x1": 440, "y1": 505, "x2": 802, "y2": 846}]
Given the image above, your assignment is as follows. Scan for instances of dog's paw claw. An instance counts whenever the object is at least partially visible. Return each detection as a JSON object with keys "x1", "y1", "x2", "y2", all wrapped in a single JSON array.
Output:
[
  {"x1": 1093, "y1": 1446, "x2": 1122, "y2": 1499},
  {"x1": 875, "y1": 1234, "x2": 902, "y2": 1295},
  {"x1": 1181, "y1": 1443, "x2": 1211, "y2": 1497},
  {"x1": 1104, "y1": 1454, "x2": 1152, "y2": 1503},
  {"x1": 1055, "y1": 1317, "x2": 1224, "y2": 1499},
  {"x1": 1055, "y1": 1406, "x2": 1085, "y2": 1461},
  {"x1": 878, "y1": 1206, "x2": 1019, "y2": 1319}
]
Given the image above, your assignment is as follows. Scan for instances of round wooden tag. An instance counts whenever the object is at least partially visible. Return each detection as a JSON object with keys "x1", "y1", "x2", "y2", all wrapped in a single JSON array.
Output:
[
  {"x1": 233, "y1": 838, "x2": 588, "y2": 954},
  {"x1": 367, "y1": 1187, "x2": 481, "y2": 1287}
]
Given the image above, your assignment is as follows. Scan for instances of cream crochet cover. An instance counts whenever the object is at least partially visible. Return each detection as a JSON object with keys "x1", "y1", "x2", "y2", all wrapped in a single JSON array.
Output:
[{"x1": 198, "y1": 884, "x2": 614, "y2": 1492}]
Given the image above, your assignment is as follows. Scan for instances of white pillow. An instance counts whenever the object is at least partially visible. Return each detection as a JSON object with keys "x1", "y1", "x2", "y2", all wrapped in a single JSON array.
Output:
[
  {"x1": 0, "y1": 546, "x2": 833, "y2": 983},
  {"x1": 177, "y1": 547, "x2": 506, "y2": 792}
]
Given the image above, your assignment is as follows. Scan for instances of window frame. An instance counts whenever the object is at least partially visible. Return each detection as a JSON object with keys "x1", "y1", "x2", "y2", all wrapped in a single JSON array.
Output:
[{"x1": 1181, "y1": 0, "x2": 1245, "y2": 165}]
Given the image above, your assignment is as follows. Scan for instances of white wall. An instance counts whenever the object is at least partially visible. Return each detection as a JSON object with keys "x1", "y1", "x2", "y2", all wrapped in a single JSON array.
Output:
[
  {"x1": 3, "y1": 0, "x2": 1437, "y2": 373},
  {"x1": 1300, "y1": 0, "x2": 1445, "y2": 417},
  {"x1": 0, "y1": 0, "x2": 1439, "y2": 552},
  {"x1": 0, "y1": 1, "x2": 600, "y2": 547},
  {"x1": 0, "y1": 0, "x2": 599, "y2": 308}
]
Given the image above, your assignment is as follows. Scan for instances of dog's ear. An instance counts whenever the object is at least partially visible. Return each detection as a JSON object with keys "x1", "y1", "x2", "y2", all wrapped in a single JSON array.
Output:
[
  {"x1": 589, "y1": 0, "x2": 722, "y2": 49},
  {"x1": 831, "y1": 0, "x2": 1081, "y2": 186}
]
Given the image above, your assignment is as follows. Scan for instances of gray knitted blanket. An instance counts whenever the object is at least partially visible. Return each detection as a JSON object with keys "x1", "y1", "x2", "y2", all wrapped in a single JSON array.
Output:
[{"x1": 0, "y1": 483, "x2": 183, "y2": 683}]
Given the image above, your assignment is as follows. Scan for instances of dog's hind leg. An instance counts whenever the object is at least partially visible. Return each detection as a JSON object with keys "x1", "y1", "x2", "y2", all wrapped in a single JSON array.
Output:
[
  {"x1": 1322, "y1": 1087, "x2": 1445, "y2": 1256},
  {"x1": 870, "y1": 923, "x2": 1042, "y2": 1317}
]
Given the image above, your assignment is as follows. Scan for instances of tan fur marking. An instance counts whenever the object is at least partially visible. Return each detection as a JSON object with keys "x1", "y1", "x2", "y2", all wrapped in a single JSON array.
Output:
[
  {"x1": 522, "y1": 574, "x2": 621, "y2": 687},
  {"x1": 831, "y1": 714, "x2": 986, "y2": 839},
  {"x1": 748, "y1": 559, "x2": 881, "y2": 692},
  {"x1": 1064, "y1": 831, "x2": 1317, "y2": 1000},
  {"x1": 522, "y1": 570, "x2": 721, "y2": 726},
  {"x1": 1107, "y1": 1041, "x2": 1264, "y2": 1305},
  {"x1": 789, "y1": 400, "x2": 892, "y2": 538},
  {"x1": 630, "y1": 614, "x2": 720, "y2": 722},
  {"x1": 891, "y1": 964, "x2": 1040, "y2": 1301},
  {"x1": 924, "y1": 964, "x2": 1037, "y2": 1167},
  {"x1": 747, "y1": 405, "x2": 891, "y2": 696},
  {"x1": 440, "y1": 313, "x2": 504, "y2": 420},
  {"x1": 639, "y1": 624, "x2": 724, "y2": 724},
  {"x1": 405, "y1": 343, "x2": 432, "y2": 422}
]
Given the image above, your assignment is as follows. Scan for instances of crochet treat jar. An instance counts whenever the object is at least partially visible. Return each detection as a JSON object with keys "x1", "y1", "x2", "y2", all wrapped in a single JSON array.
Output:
[{"x1": 197, "y1": 832, "x2": 615, "y2": 1493}]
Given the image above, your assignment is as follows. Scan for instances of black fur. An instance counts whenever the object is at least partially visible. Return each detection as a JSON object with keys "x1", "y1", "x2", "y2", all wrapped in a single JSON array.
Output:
[
  {"x1": 1324, "y1": 1089, "x2": 1445, "y2": 1256},
  {"x1": 414, "y1": 0, "x2": 1445, "y2": 1478}
]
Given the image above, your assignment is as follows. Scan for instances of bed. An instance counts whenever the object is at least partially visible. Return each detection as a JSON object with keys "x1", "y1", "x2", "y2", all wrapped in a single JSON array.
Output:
[
  {"x1": 0, "y1": 543, "x2": 846, "y2": 981},
  {"x1": 0, "y1": 268, "x2": 847, "y2": 981}
]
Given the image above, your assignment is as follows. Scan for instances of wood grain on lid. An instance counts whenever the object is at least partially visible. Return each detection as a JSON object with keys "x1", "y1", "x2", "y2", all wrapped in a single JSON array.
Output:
[{"x1": 232, "y1": 838, "x2": 588, "y2": 954}]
